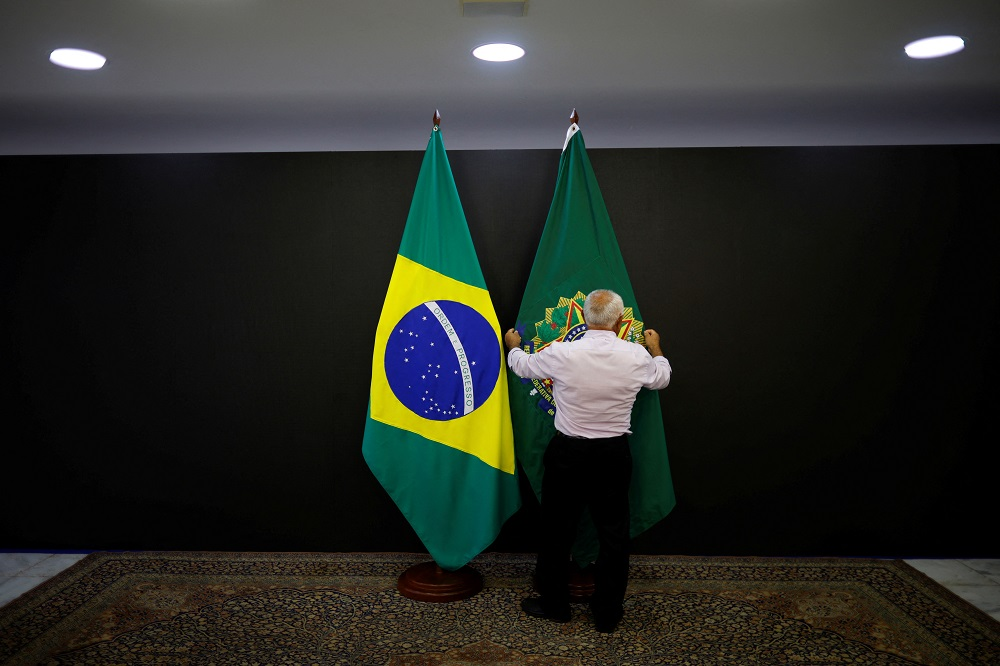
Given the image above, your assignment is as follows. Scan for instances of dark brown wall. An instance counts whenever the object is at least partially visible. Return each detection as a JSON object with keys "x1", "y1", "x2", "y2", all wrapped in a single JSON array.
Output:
[{"x1": 2, "y1": 145, "x2": 997, "y2": 557}]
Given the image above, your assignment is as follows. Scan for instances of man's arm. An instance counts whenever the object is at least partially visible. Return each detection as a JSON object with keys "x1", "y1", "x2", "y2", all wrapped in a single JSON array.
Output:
[
  {"x1": 644, "y1": 329, "x2": 664, "y2": 357},
  {"x1": 504, "y1": 328, "x2": 522, "y2": 351},
  {"x1": 642, "y1": 328, "x2": 672, "y2": 389},
  {"x1": 504, "y1": 328, "x2": 556, "y2": 380}
]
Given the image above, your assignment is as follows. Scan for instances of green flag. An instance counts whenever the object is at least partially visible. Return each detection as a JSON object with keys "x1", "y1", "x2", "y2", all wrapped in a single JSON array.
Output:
[
  {"x1": 509, "y1": 123, "x2": 676, "y2": 564},
  {"x1": 363, "y1": 124, "x2": 520, "y2": 571}
]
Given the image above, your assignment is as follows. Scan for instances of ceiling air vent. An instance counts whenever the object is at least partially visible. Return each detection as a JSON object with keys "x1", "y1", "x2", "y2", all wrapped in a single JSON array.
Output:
[{"x1": 461, "y1": 1, "x2": 528, "y2": 17}]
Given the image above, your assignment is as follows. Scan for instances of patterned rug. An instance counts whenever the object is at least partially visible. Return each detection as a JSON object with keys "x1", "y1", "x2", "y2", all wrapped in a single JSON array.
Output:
[{"x1": 1, "y1": 552, "x2": 997, "y2": 665}]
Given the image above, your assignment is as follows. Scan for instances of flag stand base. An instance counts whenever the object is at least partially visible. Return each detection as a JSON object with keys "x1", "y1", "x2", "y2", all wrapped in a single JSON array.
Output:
[
  {"x1": 397, "y1": 561, "x2": 483, "y2": 602},
  {"x1": 568, "y1": 566, "x2": 595, "y2": 601}
]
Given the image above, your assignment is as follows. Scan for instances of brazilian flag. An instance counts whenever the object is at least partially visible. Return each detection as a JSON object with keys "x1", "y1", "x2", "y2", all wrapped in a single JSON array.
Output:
[
  {"x1": 363, "y1": 123, "x2": 520, "y2": 571},
  {"x1": 509, "y1": 122, "x2": 676, "y2": 564}
]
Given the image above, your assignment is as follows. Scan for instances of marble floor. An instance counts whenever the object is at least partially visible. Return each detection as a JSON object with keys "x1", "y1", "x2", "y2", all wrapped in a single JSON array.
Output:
[{"x1": 1, "y1": 552, "x2": 999, "y2": 623}]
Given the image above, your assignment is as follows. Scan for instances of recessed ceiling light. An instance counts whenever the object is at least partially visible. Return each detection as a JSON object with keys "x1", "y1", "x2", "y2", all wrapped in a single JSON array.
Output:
[
  {"x1": 472, "y1": 43, "x2": 525, "y2": 62},
  {"x1": 49, "y1": 48, "x2": 107, "y2": 70},
  {"x1": 904, "y1": 35, "x2": 965, "y2": 59}
]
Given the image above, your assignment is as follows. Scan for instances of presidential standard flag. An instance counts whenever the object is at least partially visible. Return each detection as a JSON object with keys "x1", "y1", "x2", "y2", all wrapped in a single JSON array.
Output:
[
  {"x1": 508, "y1": 122, "x2": 676, "y2": 563},
  {"x1": 362, "y1": 123, "x2": 520, "y2": 571}
]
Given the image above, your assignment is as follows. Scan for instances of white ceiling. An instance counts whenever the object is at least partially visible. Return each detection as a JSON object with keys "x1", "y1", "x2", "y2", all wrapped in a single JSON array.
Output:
[{"x1": 1, "y1": 0, "x2": 998, "y2": 154}]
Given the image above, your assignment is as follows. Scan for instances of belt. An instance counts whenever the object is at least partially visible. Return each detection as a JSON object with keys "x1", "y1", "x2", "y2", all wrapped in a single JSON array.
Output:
[{"x1": 557, "y1": 430, "x2": 626, "y2": 440}]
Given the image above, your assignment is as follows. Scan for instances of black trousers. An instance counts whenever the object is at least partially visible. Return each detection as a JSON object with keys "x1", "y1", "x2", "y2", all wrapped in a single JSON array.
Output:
[{"x1": 536, "y1": 432, "x2": 632, "y2": 624}]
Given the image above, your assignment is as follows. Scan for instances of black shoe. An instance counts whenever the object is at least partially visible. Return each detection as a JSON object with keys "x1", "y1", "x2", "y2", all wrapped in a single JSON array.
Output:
[
  {"x1": 521, "y1": 597, "x2": 570, "y2": 623},
  {"x1": 592, "y1": 605, "x2": 624, "y2": 633},
  {"x1": 594, "y1": 617, "x2": 622, "y2": 633}
]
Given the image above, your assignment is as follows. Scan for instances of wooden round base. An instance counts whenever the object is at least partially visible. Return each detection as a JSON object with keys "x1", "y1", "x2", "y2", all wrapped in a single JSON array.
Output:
[
  {"x1": 397, "y1": 561, "x2": 483, "y2": 602},
  {"x1": 568, "y1": 566, "x2": 595, "y2": 601}
]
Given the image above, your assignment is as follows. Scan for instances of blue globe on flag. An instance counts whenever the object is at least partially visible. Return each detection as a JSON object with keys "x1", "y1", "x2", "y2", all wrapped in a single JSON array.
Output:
[{"x1": 384, "y1": 300, "x2": 500, "y2": 421}]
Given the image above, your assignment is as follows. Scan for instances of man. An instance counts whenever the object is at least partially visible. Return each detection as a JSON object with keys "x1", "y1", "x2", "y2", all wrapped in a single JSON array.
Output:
[{"x1": 504, "y1": 288, "x2": 671, "y2": 633}]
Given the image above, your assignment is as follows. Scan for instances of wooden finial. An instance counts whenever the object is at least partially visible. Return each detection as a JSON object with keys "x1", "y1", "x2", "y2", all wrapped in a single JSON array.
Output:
[
  {"x1": 570, "y1": 108, "x2": 579, "y2": 125},
  {"x1": 433, "y1": 109, "x2": 441, "y2": 127}
]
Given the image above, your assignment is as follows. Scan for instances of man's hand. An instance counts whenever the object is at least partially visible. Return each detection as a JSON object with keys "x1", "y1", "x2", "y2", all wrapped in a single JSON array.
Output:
[
  {"x1": 504, "y1": 328, "x2": 522, "y2": 350},
  {"x1": 644, "y1": 328, "x2": 664, "y2": 357}
]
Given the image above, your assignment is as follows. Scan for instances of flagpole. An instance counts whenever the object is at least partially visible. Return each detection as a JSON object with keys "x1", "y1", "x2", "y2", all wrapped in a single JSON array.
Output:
[
  {"x1": 566, "y1": 107, "x2": 595, "y2": 601},
  {"x1": 390, "y1": 109, "x2": 488, "y2": 603}
]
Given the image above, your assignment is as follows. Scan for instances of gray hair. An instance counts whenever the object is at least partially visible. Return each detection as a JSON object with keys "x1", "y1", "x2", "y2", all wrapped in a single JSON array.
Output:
[{"x1": 584, "y1": 289, "x2": 625, "y2": 329}]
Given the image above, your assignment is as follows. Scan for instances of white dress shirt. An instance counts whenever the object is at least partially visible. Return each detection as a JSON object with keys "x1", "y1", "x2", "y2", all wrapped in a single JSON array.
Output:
[{"x1": 507, "y1": 329, "x2": 671, "y2": 438}]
